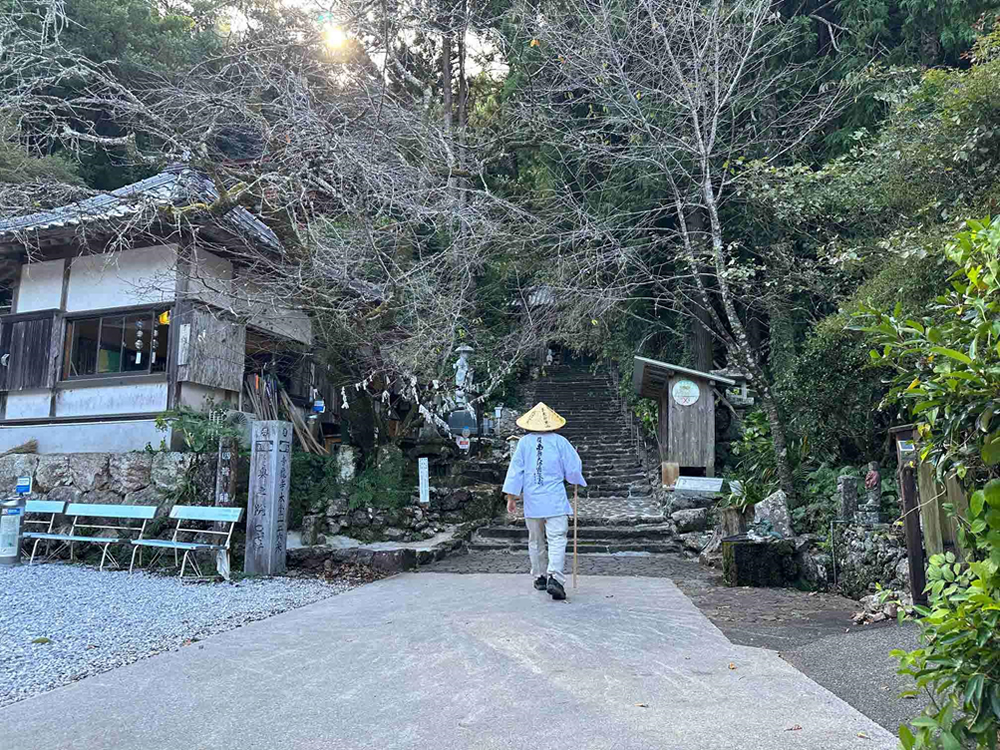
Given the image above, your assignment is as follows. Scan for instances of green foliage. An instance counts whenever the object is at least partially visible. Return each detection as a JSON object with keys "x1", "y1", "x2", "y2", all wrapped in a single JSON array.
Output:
[
  {"x1": 861, "y1": 216, "x2": 1000, "y2": 482},
  {"x1": 289, "y1": 452, "x2": 341, "y2": 529},
  {"x1": 780, "y1": 252, "x2": 945, "y2": 462},
  {"x1": 860, "y1": 216, "x2": 1000, "y2": 748},
  {"x1": 154, "y1": 402, "x2": 243, "y2": 454},
  {"x1": 347, "y1": 451, "x2": 409, "y2": 511},
  {"x1": 0, "y1": 138, "x2": 82, "y2": 185},
  {"x1": 795, "y1": 464, "x2": 861, "y2": 534},
  {"x1": 723, "y1": 411, "x2": 789, "y2": 513}
]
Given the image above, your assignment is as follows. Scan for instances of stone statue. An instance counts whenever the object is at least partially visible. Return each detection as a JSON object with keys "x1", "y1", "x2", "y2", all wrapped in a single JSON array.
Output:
[
  {"x1": 859, "y1": 462, "x2": 881, "y2": 525},
  {"x1": 453, "y1": 345, "x2": 474, "y2": 405}
]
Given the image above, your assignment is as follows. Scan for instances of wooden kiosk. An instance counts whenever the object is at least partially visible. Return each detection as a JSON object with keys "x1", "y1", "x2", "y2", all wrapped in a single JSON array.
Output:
[{"x1": 632, "y1": 356, "x2": 736, "y2": 485}]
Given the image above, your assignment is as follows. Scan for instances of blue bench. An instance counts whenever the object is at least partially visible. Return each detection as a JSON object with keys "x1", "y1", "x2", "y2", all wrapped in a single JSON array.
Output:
[
  {"x1": 21, "y1": 500, "x2": 67, "y2": 560},
  {"x1": 24, "y1": 503, "x2": 157, "y2": 571},
  {"x1": 130, "y1": 505, "x2": 244, "y2": 580}
]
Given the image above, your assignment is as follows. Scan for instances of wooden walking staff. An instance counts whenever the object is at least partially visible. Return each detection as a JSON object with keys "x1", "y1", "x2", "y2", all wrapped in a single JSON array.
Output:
[{"x1": 573, "y1": 484, "x2": 579, "y2": 589}]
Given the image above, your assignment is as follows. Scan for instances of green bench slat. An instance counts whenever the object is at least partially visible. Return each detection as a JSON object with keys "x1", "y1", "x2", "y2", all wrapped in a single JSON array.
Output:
[
  {"x1": 65, "y1": 503, "x2": 157, "y2": 520},
  {"x1": 25, "y1": 500, "x2": 66, "y2": 514},
  {"x1": 132, "y1": 539, "x2": 224, "y2": 551},
  {"x1": 24, "y1": 533, "x2": 124, "y2": 544},
  {"x1": 170, "y1": 506, "x2": 243, "y2": 523}
]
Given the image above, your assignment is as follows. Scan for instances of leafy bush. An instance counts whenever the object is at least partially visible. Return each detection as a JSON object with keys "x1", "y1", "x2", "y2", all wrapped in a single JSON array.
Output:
[
  {"x1": 289, "y1": 452, "x2": 341, "y2": 529},
  {"x1": 794, "y1": 464, "x2": 860, "y2": 534},
  {"x1": 860, "y1": 216, "x2": 1000, "y2": 748},
  {"x1": 154, "y1": 401, "x2": 244, "y2": 454},
  {"x1": 347, "y1": 451, "x2": 409, "y2": 511}
]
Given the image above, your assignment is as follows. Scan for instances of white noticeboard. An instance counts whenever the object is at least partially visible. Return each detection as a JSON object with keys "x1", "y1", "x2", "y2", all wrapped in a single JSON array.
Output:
[
  {"x1": 674, "y1": 476, "x2": 726, "y2": 494},
  {"x1": 672, "y1": 379, "x2": 701, "y2": 407},
  {"x1": 418, "y1": 458, "x2": 430, "y2": 505}
]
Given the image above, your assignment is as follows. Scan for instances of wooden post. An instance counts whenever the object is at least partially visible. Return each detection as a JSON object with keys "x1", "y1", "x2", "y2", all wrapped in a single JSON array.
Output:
[
  {"x1": 892, "y1": 426, "x2": 927, "y2": 606},
  {"x1": 214, "y1": 436, "x2": 239, "y2": 531},
  {"x1": 244, "y1": 421, "x2": 293, "y2": 575},
  {"x1": 917, "y1": 463, "x2": 945, "y2": 557}
]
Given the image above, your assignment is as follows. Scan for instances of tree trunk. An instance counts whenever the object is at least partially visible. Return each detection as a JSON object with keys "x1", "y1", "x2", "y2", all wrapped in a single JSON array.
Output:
[
  {"x1": 692, "y1": 307, "x2": 714, "y2": 373},
  {"x1": 759, "y1": 386, "x2": 796, "y2": 501},
  {"x1": 457, "y1": 0, "x2": 467, "y2": 133},
  {"x1": 441, "y1": 31, "x2": 453, "y2": 133},
  {"x1": 685, "y1": 208, "x2": 714, "y2": 372},
  {"x1": 701, "y1": 167, "x2": 795, "y2": 503}
]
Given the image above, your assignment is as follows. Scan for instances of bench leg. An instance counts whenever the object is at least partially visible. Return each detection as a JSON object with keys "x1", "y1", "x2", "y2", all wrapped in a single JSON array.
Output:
[
  {"x1": 179, "y1": 550, "x2": 189, "y2": 578},
  {"x1": 129, "y1": 545, "x2": 139, "y2": 574},
  {"x1": 98, "y1": 544, "x2": 110, "y2": 572},
  {"x1": 29, "y1": 538, "x2": 40, "y2": 565}
]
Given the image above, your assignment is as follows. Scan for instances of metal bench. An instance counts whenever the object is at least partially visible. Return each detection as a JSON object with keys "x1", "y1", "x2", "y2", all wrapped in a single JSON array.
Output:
[
  {"x1": 130, "y1": 505, "x2": 244, "y2": 580},
  {"x1": 25, "y1": 503, "x2": 157, "y2": 571},
  {"x1": 20, "y1": 500, "x2": 67, "y2": 560}
]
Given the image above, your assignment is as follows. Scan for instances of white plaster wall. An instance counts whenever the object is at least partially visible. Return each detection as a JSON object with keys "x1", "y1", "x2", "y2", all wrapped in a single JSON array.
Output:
[
  {"x1": 179, "y1": 382, "x2": 233, "y2": 411},
  {"x1": 56, "y1": 382, "x2": 169, "y2": 418},
  {"x1": 66, "y1": 245, "x2": 178, "y2": 312},
  {"x1": 0, "y1": 420, "x2": 169, "y2": 453},
  {"x1": 232, "y1": 273, "x2": 313, "y2": 345},
  {"x1": 5, "y1": 391, "x2": 51, "y2": 419},
  {"x1": 188, "y1": 249, "x2": 234, "y2": 309},
  {"x1": 16, "y1": 259, "x2": 64, "y2": 313}
]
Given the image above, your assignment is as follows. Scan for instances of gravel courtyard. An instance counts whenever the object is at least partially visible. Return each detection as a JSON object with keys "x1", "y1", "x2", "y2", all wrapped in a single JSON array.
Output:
[{"x1": 0, "y1": 564, "x2": 355, "y2": 707}]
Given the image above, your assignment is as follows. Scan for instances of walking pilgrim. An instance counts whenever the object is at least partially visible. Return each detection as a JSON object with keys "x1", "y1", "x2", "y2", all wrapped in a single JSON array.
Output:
[{"x1": 502, "y1": 403, "x2": 587, "y2": 600}]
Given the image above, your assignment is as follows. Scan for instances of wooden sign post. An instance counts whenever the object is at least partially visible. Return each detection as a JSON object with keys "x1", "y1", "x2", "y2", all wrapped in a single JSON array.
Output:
[
  {"x1": 244, "y1": 421, "x2": 293, "y2": 575},
  {"x1": 215, "y1": 437, "x2": 239, "y2": 513},
  {"x1": 891, "y1": 425, "x2": 927, "y2": 607}
]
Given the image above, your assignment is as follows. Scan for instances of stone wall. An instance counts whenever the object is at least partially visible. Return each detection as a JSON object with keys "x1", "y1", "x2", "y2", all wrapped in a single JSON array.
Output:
[
  {"x1": 300, "y1": 483, "x2": 504, "y2": 545},
  {"x1": 298, "y1": 448, "x2": 506, "y2": 545},
  {"x1": 833, "y1": 523, "x2": 909, "y2": 600},
  {"x1": 3, "y1": 451, "x2": 215, "y2": 515}
]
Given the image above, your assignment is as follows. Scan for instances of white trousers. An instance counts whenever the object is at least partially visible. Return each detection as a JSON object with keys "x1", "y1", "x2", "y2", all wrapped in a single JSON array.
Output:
[{"x1": 526, "y1": 515, "x2": 569, "y2": 584}]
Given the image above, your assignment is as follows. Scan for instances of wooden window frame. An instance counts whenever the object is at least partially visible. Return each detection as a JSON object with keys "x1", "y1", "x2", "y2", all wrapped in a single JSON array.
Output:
[{"x1": 62, "y1": 303, "x2": 173, "y2": 382}]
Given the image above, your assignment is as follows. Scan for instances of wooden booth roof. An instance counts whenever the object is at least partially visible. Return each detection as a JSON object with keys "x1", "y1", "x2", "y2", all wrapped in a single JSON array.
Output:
[{"x1": 632, "y1": 356, "x2": 736, "y2": 399}]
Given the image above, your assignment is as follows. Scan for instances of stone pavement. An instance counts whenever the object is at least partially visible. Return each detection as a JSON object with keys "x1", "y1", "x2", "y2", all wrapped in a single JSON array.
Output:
[{"x1": 0, "y1": 574, "x2": 894, "y2": 749}]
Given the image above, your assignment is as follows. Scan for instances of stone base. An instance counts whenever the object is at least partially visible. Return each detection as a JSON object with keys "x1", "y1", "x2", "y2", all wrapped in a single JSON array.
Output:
[
  {"x1": 288, "y1": 546, "x2": 418, "y2": 575},
  {"x1": 721, "y1": 537, "x2": 795, "y2": 588}
]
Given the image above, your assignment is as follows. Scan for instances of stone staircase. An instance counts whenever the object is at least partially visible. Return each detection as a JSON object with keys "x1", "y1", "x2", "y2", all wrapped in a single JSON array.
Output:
[{"x1": 471, "y1": 364, "x2": 681, "y2": 554}]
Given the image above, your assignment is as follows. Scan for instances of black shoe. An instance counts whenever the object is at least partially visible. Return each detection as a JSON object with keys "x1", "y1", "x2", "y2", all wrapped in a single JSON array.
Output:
[
  {"x1": 547, "y1": 576, "x2": 566, "y2": 600},
  {"x1": 533, "y1": 576, "x2": 548, "y2": 591}
]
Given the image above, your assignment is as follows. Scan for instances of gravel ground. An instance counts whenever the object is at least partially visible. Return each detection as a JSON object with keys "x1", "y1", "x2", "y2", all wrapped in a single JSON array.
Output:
[{"x1": 0, "y1": 563, "x2": 355, "y2": 707}]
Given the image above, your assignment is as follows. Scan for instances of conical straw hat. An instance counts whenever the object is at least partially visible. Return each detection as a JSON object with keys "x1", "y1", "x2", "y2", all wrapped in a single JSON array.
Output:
[{"x1": 516, "y1": 402, "x2": 566, "y2": 432}]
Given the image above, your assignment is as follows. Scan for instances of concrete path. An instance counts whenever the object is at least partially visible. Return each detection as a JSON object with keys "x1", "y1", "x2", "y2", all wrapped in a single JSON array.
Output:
[{"x1": 0, "y1": 574, "x2": 894, "y2": 750}]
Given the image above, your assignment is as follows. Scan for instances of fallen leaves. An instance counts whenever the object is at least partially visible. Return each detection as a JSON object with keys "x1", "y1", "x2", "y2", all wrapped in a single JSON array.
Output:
[
  {"x1": 728, "y1": 663, "x2": 737, "y2": 670},
  {"x1": 31, "y1": 637, "x2": 51, "y2": 645},
  {"x1": 785, "y1": 725, "x2": 802, "y2": 732},
  {"x1": 857, "y1": 732, "x2": 870, "y2": 740},
  {"x1": 634, "y1": 703, "x2": 648, "y2": 708}
]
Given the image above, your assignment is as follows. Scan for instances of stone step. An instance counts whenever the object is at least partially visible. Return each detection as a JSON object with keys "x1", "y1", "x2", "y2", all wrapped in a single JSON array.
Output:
[
  {"x1": 467, "y1": 541, "x2": 683, "y2": 554},
  {"x1": 476, "y1": 524, "x2": 675, "y2": 541},
  {"x1": 585, "y1": 488, "x2": 652, "y2": 499}
]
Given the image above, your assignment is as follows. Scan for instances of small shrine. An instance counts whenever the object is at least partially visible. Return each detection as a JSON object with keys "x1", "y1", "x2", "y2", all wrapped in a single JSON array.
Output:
[{"x1": 632, "y1": 356, "x2": 736, "y2": 485}]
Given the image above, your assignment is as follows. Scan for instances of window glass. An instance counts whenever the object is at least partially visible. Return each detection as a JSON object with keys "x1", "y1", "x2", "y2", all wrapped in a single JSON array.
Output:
[
  {"x1": 122, "y1": 313, "x2": 151, "y2": 372},
  {"x1": 151, "y1": 310, "x2": 169, "y2": 373},
  {"x1": 98, "y1": 316, "x2": 124, "y2": 373},
  {"x1": 64, "y1": 308, "x2": 171, "y2": 379},
  {"x1": 68, "y1": 318, "x2": 100, "y2": 377}
]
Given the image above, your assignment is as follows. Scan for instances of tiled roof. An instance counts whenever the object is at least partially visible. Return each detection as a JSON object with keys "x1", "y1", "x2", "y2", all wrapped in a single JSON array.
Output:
[{"x1": 0, "y1": 167, "x2": 280, "y2": 250}]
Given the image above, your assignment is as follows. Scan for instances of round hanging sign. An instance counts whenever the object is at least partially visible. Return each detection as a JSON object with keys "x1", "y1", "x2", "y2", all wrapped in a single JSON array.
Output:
[{"x1": 671, "y1": 379, "x2": 700, "y2": 407}]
